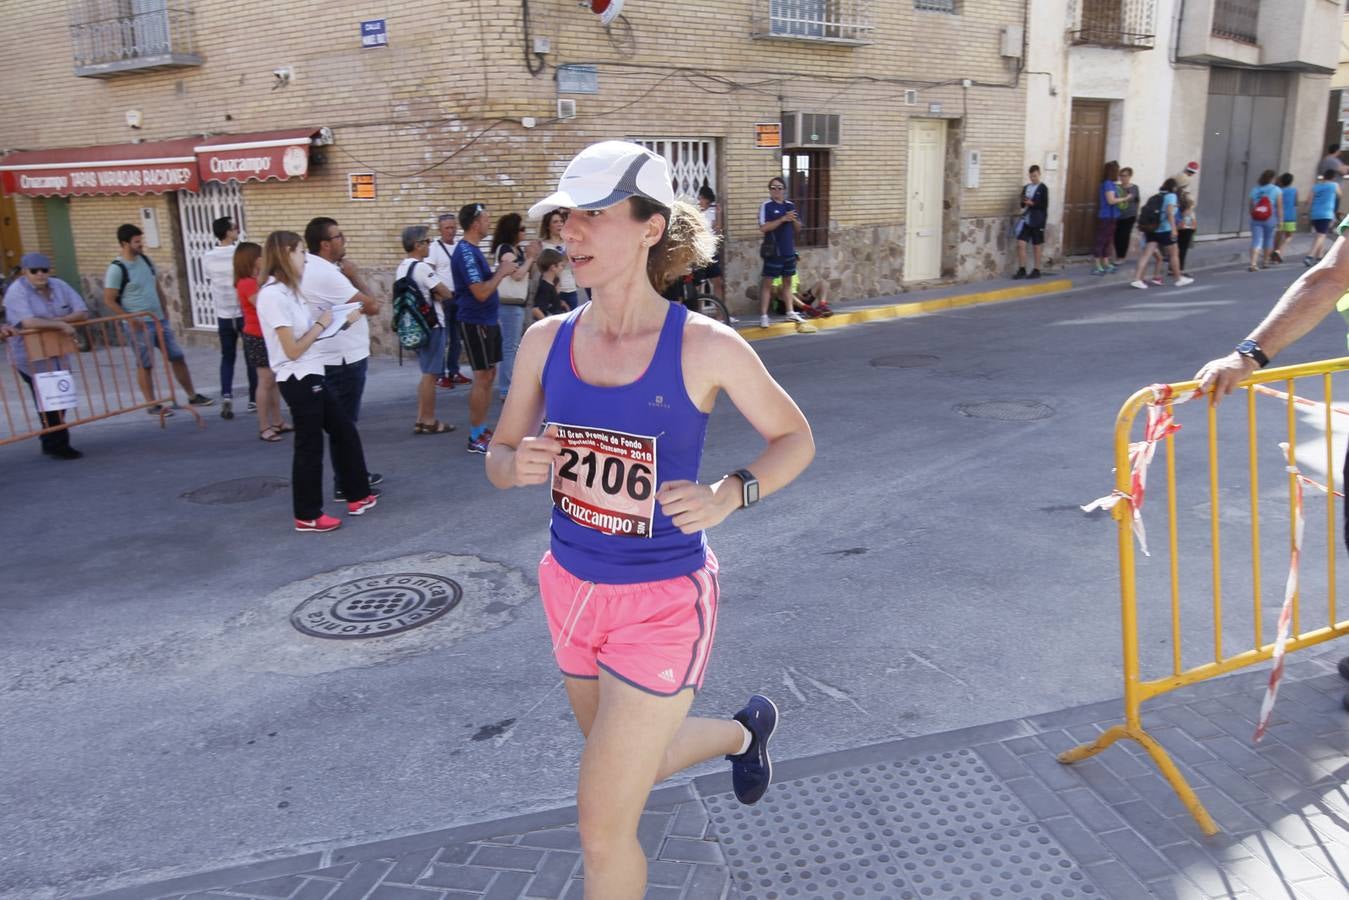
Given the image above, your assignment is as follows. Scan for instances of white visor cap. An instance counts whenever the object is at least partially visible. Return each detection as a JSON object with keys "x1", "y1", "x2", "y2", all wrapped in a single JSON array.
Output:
[{"x1": 528, "y1": 141, "x2": 675, "y2": 220}]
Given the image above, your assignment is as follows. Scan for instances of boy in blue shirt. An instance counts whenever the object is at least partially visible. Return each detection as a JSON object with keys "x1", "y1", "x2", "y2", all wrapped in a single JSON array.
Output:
[{"x1": 1272, "y1": 173, "x2": 1297, "y2": 264}]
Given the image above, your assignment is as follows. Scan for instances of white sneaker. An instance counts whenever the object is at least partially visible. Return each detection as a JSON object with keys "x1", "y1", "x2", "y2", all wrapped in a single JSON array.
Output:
[
  {"x1": 1130, "y1": 280, "x2": 1148, "y2": 290},
  {"x1": 759, "y1": 314, "x2": 771, "y2": 328},
  {"x1": 1174, "y1": 276, "x2": 1194, "y2": 287},
  {"x1": 785, "y1": 311, "x2": 805, "y2": 323}
]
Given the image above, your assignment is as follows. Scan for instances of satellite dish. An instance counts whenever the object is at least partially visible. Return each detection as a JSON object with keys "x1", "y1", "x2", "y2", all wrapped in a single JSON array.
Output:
[{"x1": 590, "y1": 0, "x2": 624, "y2": 26}]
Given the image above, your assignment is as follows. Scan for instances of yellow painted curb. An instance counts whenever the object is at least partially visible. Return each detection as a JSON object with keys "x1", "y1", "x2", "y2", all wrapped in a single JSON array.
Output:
[{"x1": 739, "y1": 278, "x2": 1073, "y2": 341}]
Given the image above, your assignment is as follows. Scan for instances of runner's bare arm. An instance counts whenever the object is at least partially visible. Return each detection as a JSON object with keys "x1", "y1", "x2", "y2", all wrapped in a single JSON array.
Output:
[
  {"x1": 657, "y1": 322, "x2": 814, "y2": 533},
  {"x1": 1196, "y1": 232, "x2": 1349, "y2": 403},
  {"x1": 486, "y1": 317, "x2": 563, "y2": 489}
]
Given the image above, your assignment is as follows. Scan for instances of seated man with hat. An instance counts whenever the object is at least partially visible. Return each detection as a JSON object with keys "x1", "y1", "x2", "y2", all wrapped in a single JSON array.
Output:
[{"x1": 2, "y1": 252, "x2": 89, "y2": 459}]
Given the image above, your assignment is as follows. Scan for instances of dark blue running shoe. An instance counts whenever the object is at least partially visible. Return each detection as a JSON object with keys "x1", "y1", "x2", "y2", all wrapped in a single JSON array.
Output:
[{"x1": 726, "y1": 694, "x2": 778, "y2": 805}]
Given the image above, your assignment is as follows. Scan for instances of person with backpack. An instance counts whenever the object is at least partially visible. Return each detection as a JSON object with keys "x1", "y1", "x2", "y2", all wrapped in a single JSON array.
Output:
[
  {"x1": 1130, "y1": 178, "x2": 1194, "y2": 290},
  {"x1": 452, "y1": 202, "x2": 519, "y2": 454},
  {"x1": 1249, "y1": 169, "x2": 1282, "y2": 272},
  {"x1": 255, "y1": 230, "x2": 376, "y2": 533},
  {"x1": 103, "y1": 223, "x2": 213, "y2": 415},
  {"x1": 394, "y1": 225, "x2": 456, "y2": 435},
  {"x1": 1305, "y1": 170, "x2": 1342, "y2": 266}
]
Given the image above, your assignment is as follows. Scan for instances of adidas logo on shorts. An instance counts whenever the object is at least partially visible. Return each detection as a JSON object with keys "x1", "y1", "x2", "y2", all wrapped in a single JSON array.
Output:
[{"x1": 657, "y1": 668, "x2": 676, "y2": 684}]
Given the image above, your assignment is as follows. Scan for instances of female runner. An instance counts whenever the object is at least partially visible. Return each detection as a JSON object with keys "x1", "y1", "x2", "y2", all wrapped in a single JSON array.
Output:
[{"x1": 485, "y1": 141, "x2": 814, "y2": 898}]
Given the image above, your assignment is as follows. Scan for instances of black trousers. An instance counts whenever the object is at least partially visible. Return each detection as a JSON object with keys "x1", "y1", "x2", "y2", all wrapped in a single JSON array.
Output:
[
  {"x1": 1114, "y1": 217, "x2": 1136, "y2": 260},
  {"x1": 1178, "y1": 229, "x2": 1195, "y2": 270},
  {"x1": 18, "y1": 370, "x2": 71, "y2": 454},
  {"x1": 277, "y1": 374, "x2": 370, "y2": 520},
  {"x1": 323, "y1": 358, "x2": 369, "y2": 493}
]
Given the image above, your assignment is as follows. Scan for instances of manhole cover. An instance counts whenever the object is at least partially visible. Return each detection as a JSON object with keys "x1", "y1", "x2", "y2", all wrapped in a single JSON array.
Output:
[
  {"x1": 954, "y1": 400, "x2": 1054, "y2": 421},
  {"x1": 181, "y1": 476, "x2": 290, "y2": 505},
  {"x1": 871, "y1": 353, "x2": 940, "y2": 368},
  {"x1": 290, "y1": 573, "x2": 462, "y2": 639}
]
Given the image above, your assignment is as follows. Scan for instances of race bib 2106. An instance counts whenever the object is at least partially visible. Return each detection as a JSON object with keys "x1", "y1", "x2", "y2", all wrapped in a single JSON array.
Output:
[{"x1": 549, "y1": 423, "x2": 657, "y2": 538}]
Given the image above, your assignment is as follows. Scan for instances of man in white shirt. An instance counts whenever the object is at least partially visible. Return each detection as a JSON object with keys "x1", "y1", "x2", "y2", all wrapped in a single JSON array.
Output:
[
  {"x1": 427, "y1": 212, "x2": 468, "y2": 389},
  {"x1": 300, "y1": 216, "x2": 383, "y2": 499},
  {"x1": 398, "y1": 225, "x2": 457, "y2": 434},
  {"x1": 201, "y1": 216, "x2": 254, "y2": 420}
]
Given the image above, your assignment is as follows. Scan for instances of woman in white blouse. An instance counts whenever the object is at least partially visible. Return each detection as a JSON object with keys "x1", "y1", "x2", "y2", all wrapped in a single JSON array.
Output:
[{"x1": 255, "y1": 230, "x2": 376, "y2": 533}]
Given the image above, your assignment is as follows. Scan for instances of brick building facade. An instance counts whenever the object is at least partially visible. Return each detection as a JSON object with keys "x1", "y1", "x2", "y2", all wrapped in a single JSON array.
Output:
[{"x1": 0, "y1": 1, "x2": 1033, "y2": 348}]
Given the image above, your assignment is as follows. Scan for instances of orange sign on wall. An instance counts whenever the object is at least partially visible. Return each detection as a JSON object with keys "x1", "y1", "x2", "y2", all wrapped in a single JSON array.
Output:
[
  {"x1": 755, "y1": 123, "x2": 782, "y2": 149},
  {"x1": 348, "y1": 173, "x2": 376, "y2": 200}
]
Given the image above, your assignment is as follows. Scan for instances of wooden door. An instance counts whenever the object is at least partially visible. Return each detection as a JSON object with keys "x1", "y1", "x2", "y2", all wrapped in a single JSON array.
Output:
[
  {"x1": 0, "y1": 186, "x2": 21, "y2": 279},
  {"x1": 1065, "y1": 101, "x2": 1109, "y2": 255},
  {"x1": 904, "y1": 119, "x2": 946, "y2": 281}
]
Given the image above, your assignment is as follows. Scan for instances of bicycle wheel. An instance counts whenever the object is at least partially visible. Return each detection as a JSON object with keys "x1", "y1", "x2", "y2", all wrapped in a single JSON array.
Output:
[{"x1": 697, "y1": 295, "x2": 731, "y2": 325}]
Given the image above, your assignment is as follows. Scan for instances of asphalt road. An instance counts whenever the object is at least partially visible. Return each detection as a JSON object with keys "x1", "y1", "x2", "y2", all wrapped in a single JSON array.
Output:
[{"x1": 3, "y1": 261, "x2": 1346, "y2": 898}]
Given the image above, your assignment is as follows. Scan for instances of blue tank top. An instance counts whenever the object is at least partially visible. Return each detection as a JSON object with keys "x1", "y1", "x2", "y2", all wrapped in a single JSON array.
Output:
[
  {"x1": 541, "y1": 301, "x2": 709, "y2": 584},
  {"x1": 1312, "y1": 181, "x2": 1338, "y2": 221}
]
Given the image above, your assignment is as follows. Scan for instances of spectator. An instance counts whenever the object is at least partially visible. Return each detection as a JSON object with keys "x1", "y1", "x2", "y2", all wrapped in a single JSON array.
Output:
[
  {"x1": 1272, "y1": 173, "x2": 1297, "y2": 264},
  {"x1": 202, "y1": 216, "x2": 254, "y2": 420},
  {"x1": 1175, "y1": 181, "x2": 1198, "y2": 276},
  {"x1": 235, "y1": 241, "x2": 290, "y2": 442},
  {"x1": 1092, "y1": 161, "x2": 1123, "y2": 276},
  {"x1": 758, "y1": 176, "x2": 805, "y2": 327},
  {"x1": 103, "y1": 224, "x2": 212, "y2": 415},
  {"x1": 452, "y1": 202, "x2": 518, "y2": 454},
  {"x1": 256, "y1": 230, "x2": 375, "y2": 532},
  {"x1": 491, "y1": 213, "x2": 536, "y2": 401},
  {"x1": 397, "y1": 224, "x2": 456, "y2": 435},
  {"x1": 530, "y1": 248, "x2": 572, "y2": 321},
  {"x1": 1249, "y1": 169, "x2": 1282, "y2": 272},
  {"x1": 1318, "y1": 143, "x2": 1347, "y2": 185},
  {"x1": 2, "y1": 252, "x2": 88, "y2": 459},
  {"x1": 1013, "y1": 164, "x2": 1048, "y2": 279},
  {"x1": 301, "y1": 217, "x2": 382, "y2": 500},
  {"x1": 772, "y1": 273, "x2": 833, "y2": 317},
  {"x1": 427, "y1": 212, "x2": 469, "y2": 389},
  {"x1": 695, "y1": 185, "x2": 725, "y2": 300},
  {"x1": 1305, "y1": 170, "x2": 1341, "y2": 267},
  {"x1": 539, "y1": 209, "x2": 579, "y2": 310},
  {"x1": 1113, "y1": 167, "x2": 1141, "y2": 265},
  {"x1": 1130, "y1": 178, "x2": 1193, "y2": 289}
]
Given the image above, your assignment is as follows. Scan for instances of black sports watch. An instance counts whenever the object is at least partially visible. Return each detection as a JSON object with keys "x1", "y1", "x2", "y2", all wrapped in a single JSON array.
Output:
[
  {"x1": 1235, "y1": 339, "x2": 1269, "y2": 368},
  {"x1": 730, "y1": 469, "x2": 760, "y2": 509}
]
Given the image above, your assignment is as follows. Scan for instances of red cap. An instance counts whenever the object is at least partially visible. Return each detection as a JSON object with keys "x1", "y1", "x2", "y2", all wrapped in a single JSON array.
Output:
[{"x1": 1184, "y1": 161, "x2": 1200, "y2": 175}]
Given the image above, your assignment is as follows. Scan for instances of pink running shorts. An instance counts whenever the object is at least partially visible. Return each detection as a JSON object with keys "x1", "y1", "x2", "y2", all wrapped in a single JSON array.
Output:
[{"x1": 538, "y1": 549, "x2": 720, "y2": 696}]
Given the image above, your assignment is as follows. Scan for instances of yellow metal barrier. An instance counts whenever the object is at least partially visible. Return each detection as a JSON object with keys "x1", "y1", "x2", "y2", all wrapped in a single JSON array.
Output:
[{"x1": 1061, "y1": 357, "x2": 1349, "y2": 836}]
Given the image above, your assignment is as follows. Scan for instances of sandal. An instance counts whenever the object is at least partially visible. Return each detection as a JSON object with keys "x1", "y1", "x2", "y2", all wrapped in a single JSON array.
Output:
[
  {"x1": 276, "y1": 423, "x2": 294, "y2": 434},
  {"x1": 259, "y1": 426, "x2": 283, "y2": 442},
  {"x1": 414, "y1": 420, "x2": 456, "y2": 435}
]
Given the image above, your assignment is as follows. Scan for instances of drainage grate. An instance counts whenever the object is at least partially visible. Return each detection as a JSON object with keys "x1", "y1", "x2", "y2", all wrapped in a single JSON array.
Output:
[
  {"x1": 954, "y1": 400, "x2": 1054, "y2": 421},
  {"x1": 180, "y1": 476, "x2": 290, "y2": 504},
  {"x1": 870, "y1": 353, "x2": 940, "y2": 369},
  {"x1": 290, "y1": 573, "x2": 461, "y2": 639},
  {"x1": 705, "y1": 749, "x2": 1097, "y2": 899}
]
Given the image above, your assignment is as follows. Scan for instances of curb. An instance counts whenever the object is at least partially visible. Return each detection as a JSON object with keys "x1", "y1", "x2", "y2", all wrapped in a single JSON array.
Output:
[{"x1": 738, "y1": 278, "x2": 1074, "y2": 341}]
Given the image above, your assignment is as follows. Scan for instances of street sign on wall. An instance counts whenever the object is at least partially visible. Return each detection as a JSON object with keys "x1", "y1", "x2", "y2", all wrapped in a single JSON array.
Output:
[
  {"x1": 755, "y1": 123, "x2": 781, "y2": 149},
  {"x1": 348, "y1": 173, "x2": 376, "y2": 200},
  {"x1": 361, "y1": 20, "x2": 387, "y2": 48}
]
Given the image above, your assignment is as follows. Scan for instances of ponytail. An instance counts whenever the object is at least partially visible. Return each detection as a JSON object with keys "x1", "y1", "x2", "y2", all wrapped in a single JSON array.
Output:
[{"x1": 630, "y1": 197, "x2": 716, "y2": 291}]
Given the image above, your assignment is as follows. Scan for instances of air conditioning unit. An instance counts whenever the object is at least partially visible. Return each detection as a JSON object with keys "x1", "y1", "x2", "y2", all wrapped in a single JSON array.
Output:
[
  {"x1": 557, "y1": 98, "x2": 577, "y2": 119},
  {"x1": 781, "y1": 112, "x2": 840, "y2": 148}
]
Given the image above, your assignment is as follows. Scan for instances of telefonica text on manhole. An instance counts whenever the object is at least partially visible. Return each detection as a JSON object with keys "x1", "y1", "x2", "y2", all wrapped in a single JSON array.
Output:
[{"x1": 290, "y1": 573, "x2": 461, "y2": 639}]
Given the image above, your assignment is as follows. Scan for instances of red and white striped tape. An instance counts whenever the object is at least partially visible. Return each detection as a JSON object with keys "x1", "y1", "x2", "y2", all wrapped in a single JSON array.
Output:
[
  {"x1": 1081, "y1": 384, "x2": 1202, "y2": 557},
  {"x1": 1254, "y1": 443, "x2": 1310, "y2": 742}
]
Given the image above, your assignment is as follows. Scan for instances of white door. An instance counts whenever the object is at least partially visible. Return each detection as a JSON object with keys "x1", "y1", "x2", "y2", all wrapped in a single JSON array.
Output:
[
  {"x1": 178, "y1": 181, "x2": 246, "y2": 330},
  {"x1": 904, "y1": 119, "x2": 946, "y2": 282}
]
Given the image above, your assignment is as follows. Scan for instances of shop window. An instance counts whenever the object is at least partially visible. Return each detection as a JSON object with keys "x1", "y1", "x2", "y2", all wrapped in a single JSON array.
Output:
[{"x1": 782, "y1": 150, "x2": 831, "y2": 248}]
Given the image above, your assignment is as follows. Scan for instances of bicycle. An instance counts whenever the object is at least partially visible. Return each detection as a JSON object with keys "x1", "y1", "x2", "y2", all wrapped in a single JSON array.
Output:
[{"x1": 664, "y1": 271, "x2": 734, "y2": 325}]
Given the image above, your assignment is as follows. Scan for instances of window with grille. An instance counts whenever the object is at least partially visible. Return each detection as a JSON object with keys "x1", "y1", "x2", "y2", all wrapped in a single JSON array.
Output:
[
  {"x1": 915, "y1": 0, "x2": 957, "y2": 13},
  {"x1": 1212, "y1": 0, "x2": 1258, "y2": 43},
  {"x1": 782, "y1": 150, "x2": 831, "y2": 248}
]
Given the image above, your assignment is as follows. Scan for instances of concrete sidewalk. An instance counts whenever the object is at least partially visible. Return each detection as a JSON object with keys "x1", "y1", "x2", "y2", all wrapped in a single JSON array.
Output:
[
  {"x1": 738, "y1": 234, "x2": 1255, "y2": 340},
  {"x1": 86, "y1": 650, "x2": 1349, "y2": 900}
]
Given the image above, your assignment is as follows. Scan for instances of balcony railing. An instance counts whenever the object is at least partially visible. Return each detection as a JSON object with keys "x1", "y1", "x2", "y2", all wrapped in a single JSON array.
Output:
[
  {"x1": 1212, "y1": 0, "x2": 1258, "y2": 44},
  {"x1": 751, "y1": 0, "x2": 876, "y2": 46},
  {"x1": 69, "y1": 3, "x2": 202, "y2": 77},
  {"x1": 1067, "y1": 0, "x2": 1156, "y2": 50}
]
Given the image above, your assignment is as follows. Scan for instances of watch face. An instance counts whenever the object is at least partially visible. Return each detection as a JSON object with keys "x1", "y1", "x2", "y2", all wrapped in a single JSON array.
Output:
[{"x1": 745, "y1": 481, "x2": 760, "y2": 506}]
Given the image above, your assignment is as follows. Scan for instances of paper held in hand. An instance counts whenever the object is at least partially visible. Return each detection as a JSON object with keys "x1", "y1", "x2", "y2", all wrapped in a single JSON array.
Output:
[{"x1": 316, "y1": 303, "x2": 361, "y2": 340}]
